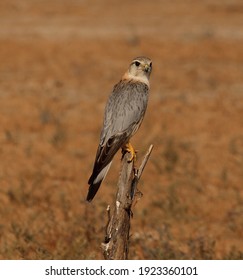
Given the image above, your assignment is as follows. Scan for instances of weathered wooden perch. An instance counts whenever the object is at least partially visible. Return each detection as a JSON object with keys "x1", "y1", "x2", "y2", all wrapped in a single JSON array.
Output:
[{"x1": 102, "y1": 144, "x2": 153, "y2": 260}]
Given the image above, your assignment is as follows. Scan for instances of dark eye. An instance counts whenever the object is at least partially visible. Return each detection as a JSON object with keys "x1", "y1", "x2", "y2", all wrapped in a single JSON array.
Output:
[
  {"x1": 149, "y1": 62, "x2": 152, "y2": 67},
  {"x1": 135, "y1": 61, "x2": 140, "y2": 67}
]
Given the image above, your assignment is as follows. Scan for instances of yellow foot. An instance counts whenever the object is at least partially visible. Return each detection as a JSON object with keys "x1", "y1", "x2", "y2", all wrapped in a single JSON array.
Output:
[{"x1": 122, "y1": 142, "x2": 137, "y2": 162}]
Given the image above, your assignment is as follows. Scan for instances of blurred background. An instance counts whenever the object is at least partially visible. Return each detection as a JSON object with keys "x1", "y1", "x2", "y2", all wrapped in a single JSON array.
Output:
[{"x1": 0, "y1": 0, "x2": 243, "y2": 259}]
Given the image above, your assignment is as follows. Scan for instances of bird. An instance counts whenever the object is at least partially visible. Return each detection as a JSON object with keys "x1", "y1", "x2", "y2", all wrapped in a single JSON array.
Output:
[{"x1": 86, "y1": 56, "x2": 152, "y2": 202}]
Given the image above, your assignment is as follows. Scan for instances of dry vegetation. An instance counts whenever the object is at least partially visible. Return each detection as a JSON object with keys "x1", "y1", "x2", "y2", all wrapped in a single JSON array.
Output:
[{"x1": 0, "y1": 0, "x2": 243, "y2": 259}]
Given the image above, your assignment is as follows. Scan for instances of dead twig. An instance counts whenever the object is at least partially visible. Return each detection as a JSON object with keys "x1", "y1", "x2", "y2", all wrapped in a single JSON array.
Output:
[{"x1": 102, "y1": 144, "x2": 153, "y2": 259}]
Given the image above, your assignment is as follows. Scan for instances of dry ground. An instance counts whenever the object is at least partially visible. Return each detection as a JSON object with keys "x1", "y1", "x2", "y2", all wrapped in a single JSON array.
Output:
[{"x1": 0, "y1": 0, "x2": 243, "y2": 259}]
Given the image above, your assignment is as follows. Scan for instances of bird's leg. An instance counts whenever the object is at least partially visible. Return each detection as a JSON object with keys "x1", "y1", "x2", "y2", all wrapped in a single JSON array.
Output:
[{"x1": 122, "y1": 142, "x2": 137, "y2": 162}]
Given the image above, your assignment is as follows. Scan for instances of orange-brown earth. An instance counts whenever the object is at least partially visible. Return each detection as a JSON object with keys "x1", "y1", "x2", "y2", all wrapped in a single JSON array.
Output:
[{"x1": 0, "y1": 0, "x2": 243, "y2": 259}]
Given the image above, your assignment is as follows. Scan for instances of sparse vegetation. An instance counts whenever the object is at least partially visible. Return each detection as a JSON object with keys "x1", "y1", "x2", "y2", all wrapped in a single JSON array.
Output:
[{"x1": 0, "y1": 0, "x2": 243, "y2": 260}]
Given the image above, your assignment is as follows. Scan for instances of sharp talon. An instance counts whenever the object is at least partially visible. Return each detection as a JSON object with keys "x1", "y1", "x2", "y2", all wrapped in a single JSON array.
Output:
[{"x1": 122, "y1": 142, "x2": 137, "y2": 162}]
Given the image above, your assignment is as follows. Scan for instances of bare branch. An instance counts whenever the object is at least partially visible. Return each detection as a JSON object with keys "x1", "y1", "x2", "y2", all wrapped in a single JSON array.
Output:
[{"x1": 102, "y1": 144, "x2": 153, "y2": 259}]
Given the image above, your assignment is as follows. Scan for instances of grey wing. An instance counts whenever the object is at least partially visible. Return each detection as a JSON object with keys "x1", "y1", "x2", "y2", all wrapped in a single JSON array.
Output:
[
  {"x1": 87, "y1": 81, "x2": 149, "y2": 201},
  {"x1": 97, "y1": 81, "x2": 149, "y2": 167}
]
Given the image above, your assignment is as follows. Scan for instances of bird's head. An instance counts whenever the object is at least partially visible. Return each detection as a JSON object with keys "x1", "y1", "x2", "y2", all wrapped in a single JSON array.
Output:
[
  {"x1": 122, "y1": 56, "x2": 152, "y2": 86},
  {"x1": 128, "y1": 56, "x2": 152, "y2": 79}
]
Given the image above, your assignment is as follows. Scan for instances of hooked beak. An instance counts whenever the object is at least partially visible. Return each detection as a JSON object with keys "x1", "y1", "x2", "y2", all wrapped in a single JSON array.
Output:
[{"x1": 144, "y1": 64, "x2": 150, "y2": 73}]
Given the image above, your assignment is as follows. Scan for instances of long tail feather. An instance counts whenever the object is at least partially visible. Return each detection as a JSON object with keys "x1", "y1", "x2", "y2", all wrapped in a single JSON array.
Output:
[
  {"x1": 86, "y1": 162, "x2": 112, "y2": 202},
  {"x1": 86, "y1": 181, "x2": 102, "y2": 202}
]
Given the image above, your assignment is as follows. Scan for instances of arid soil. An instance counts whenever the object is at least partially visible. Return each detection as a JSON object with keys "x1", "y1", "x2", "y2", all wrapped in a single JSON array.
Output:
[{"x1": 0, "y1": 0, "x2": 243, "y2": 259}]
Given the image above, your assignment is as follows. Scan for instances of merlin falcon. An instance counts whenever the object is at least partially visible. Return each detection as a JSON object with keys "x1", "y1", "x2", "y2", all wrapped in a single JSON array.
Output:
[{"x1": 87, "y1": 56, "x2": 152, "y2": 202}]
